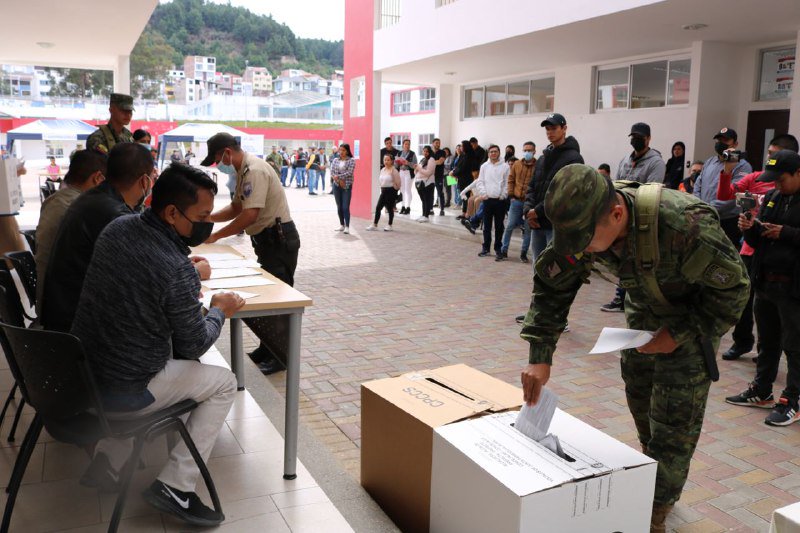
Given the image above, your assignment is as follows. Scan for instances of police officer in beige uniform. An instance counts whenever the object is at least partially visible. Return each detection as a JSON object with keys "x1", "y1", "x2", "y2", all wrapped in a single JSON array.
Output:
[{"x1": 203, "y1": 133, "x2": 300, "y2": 375}]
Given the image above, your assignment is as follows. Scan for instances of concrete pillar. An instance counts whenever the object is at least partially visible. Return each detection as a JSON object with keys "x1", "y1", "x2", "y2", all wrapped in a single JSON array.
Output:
[
  {"x1": 113, "y1": 55, "x2": 131, "y2": 95},
  {"x1": 789, "y1": 30, "x2": 800, "y2": 135},
  {"x1": 438, "y1": 83, "x2": 454, "y2": 144}
]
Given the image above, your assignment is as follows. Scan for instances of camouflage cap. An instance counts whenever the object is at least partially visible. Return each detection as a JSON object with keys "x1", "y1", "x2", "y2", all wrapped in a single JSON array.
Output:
[
  {"x1": 110, "y1": 93, "x2": 134, "y2": 111},
  {"x1": 544, "y1": 164, "x2": 616, "y2": 255}
]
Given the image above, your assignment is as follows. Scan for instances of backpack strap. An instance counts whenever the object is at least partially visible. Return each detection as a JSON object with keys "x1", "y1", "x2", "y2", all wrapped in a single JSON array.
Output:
[
  {"x1": 634, "y1": 183, "x2": 672, "y2": 308},
  {"x1": 98, "y1": 125, "x2": 117, "y2": 151}
]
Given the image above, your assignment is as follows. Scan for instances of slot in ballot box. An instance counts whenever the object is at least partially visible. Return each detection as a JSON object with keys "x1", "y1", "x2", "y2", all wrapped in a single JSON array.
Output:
[
  {"x1": 361, "y1": 364, "x2": 522, "y2": 533},
  {"x1": 430, "y1": 409, "x2": 657, "y2": 533}
]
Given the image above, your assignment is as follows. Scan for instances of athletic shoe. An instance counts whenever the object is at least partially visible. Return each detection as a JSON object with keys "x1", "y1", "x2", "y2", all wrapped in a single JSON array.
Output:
[
  {"x1": 366, "y1": 225, "x2": 378, "y2": 231},
  {"x1": 79, "y1": 452, "x2": 120, "y2": 492},
  {"x1": 515, "y1": 315, "x2": 525, "y2": 324},
  {"x1": 383, "y1": 226, "x2": 393, "y2": 232},
  {"x1": 456, "y1": 215, "x2": 465, "y2": 221},
  {"x1": 478, "y1": 250, "x2": 491, "y2": 257},
  {"x1": 418, "y1": 217, "x2": 430, "y2": 223},
  {"x1": 563, "y1": 321, "x2": 570, "y2": 332},
  {"x1": 520, "y1": 254, "x2": 529, "y2": 263},
  {"x1": 142, "y1": 480, "x2": 224, "y2": 527},
  {"x1": 765, "y1": 397, "x2": 800, "y2": 426},
  {"x1": 725, "y1": 385, "x2": 774, "y2": 408},
  {"x1": 343, "y1": 227, "x2": 350, "y2": 234},
  {"x1": 461, "y1": 219, "x2": 476, "y2": 235},
  {"x1": 495, "y1": 252, "x2": 507, "y2": 262},
  {"x1": 439, "y1": 209, "x2": 445, "y2": 216},
  {"x1": 309, "y1": 192, "x2": 317, "y2": 196},
  {"x1": 722, "y1": 344, "x2": 753, "y2": 361},
  {"x1": 335, "y1": 226, "x2": 344, "y2": 232},
  {"x1": 600, "y1": 298, "x2": 624, "y2": 313}
]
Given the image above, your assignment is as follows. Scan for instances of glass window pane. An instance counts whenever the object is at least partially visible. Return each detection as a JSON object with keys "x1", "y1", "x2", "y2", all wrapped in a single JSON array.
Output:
[
  {"x1": 596, "y1": 67, "x2": 629, "y2": 110},
  {"x1": 485, "y1": 84, "x2": 506, "y2": 116},
  {"x1": 667, "y1": 59, "x2": 691, "y2": 105},
  {"x1": 531, "y1": 77, "x2": 555, "y2": 113},
  {"x1": 759, "y1": 47, "x2": 795, "y2": 101},
  {"x1": 630, "y1": 60, "x2": 667, "y2": 109},
  {"x1": 464, "y1": 87, "x2": 483, "y2": 118},
  {"x1": 507, "y1": 81, "x2": 530, "y2": 115}
]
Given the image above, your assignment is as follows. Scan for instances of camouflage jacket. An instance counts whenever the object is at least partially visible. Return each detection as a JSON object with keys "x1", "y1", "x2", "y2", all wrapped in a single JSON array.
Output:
[
  {"x1": 86, "y1": 123, "x2": 133, "y2": 155},
  {"x1": 521, "y1": 186, "x2": 750, "y2": 365}
]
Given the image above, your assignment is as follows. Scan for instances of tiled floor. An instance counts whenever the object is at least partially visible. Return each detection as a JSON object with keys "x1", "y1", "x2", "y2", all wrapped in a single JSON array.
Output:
[{"x1": 0, "y1": 346, "x2": 355, "y2": 533}]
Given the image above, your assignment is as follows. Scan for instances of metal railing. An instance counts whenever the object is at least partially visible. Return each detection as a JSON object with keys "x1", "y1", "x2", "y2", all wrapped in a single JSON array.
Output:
[{"x1": 379, "y1": 0, "x2": 401, "y2": 28}]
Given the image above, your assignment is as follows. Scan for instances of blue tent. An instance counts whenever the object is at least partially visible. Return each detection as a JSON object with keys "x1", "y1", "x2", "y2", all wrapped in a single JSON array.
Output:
[{"x1": 6, "y1": 119, "x2": 96, "y2": 149}]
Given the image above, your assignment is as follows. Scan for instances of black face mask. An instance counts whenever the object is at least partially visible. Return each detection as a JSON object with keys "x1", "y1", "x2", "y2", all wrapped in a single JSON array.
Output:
[
  {"x1": 630, "y1": 136, "x2": 646, "y2": 153},
  {"x1": 176, "y1": 208, "x2": 214, "y2": 247},
  {"x1": 714, "y1": 141, "x2": 728, "y2": 156},
  {"x1": 690, "y1": 171, "x2": 700, "y2": 180}
]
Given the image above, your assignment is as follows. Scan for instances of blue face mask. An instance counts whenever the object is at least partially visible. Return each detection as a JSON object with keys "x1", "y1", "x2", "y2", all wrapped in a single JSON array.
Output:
[
  {"x1": 523, "y1": 152, "x2": 534, "y2": 161},
  {"x1": 217, "y1": 151, "x2": 236, "y2": 176}
]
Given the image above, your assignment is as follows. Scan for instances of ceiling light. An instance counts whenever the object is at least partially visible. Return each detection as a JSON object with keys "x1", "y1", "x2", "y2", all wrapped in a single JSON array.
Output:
[
  {"x1": 681, "y1": 23, "x2": 708, "y2": 31},
  {"x1": 444, "y1": 72, "x2": 456, "y2": 76},
  {"x1": 36, "y1": 42, "x2": 55, "y2": 49}
]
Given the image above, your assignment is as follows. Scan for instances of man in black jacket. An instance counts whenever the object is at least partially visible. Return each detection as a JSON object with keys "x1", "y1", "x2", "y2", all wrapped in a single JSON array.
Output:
[
  {"x1": 523, "y1": 113, "x2": 584, "y2": 260},
  {"x1": 728, "y1": 150, "x2": 800, "y2": 427},
  {"x1": 516, "y1": 113, "x2": 583, "y2": 324}
]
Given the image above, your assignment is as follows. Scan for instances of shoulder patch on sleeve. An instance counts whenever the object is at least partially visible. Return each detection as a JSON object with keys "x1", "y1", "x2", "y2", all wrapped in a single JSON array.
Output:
[
  {"x1": 242, "y1": 181, "x2": 253, "y2": 198},
  {"x1": 703, "y1": 263, "x2": 736, "y2": 287}
]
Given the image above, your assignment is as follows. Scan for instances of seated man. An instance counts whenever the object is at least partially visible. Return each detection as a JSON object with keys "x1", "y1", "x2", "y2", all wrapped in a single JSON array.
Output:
[
  {"x1": 41, "y1": 143, "x2": 153, "y2": 332},
  {"x1": 71, "y1": 164, "x2": 245, "y2": 527},
  {"x1": 34, "y1": 150, "x2": 106, "y2": 316}
]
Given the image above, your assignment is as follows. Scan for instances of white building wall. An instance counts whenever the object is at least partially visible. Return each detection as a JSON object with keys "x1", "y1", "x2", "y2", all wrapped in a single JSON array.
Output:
[{"x1": 380, "y1": 83, "x2": 440, "y2": 153}]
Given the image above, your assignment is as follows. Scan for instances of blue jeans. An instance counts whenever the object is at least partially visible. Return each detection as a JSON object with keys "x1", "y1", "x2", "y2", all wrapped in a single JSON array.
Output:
[
  {"x1": 501, "y1": 199, "x2": 531, "y2": 255},
  {"x1": 280, "y1": 166, "x2": 288, "y2": 186},
  {"x1": 333, "y1": 183, "x2": 352, "y2": 227},
  {"x1": 530, "y1": 228, "x2": 553, "y2": 263},
  {"x1": 308, "y1": 169, "x2": 318, "y2": 193},
  {"x1": 293, "y1": 167, "x2": 306, "y2": 187},
  {"x1": 468, "y1": 202, "x2": 485, "y2": 228}
]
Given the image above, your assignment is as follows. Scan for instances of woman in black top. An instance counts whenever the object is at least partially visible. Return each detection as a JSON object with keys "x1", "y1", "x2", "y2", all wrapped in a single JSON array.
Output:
[
  {"x1": 450, "y1": 140, "x2": 476, "y2": 218},
  {"x1": 664, "y1": 141, "x2": 686, "y2": 189}
]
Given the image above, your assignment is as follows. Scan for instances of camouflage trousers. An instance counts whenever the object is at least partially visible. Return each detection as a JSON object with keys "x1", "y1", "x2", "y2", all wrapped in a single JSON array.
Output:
[{"x1": 620, "y1": 343, "x2": 711, "y2": 506}]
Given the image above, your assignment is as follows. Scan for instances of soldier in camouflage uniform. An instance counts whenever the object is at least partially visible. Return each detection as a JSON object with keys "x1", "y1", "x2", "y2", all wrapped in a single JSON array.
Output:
[
  {"x1": 520, "y1": 164, "x2": 749, "y2": 532},
  {"x1": 86, "y1": 93, "x2": 134, "y2": 155}
]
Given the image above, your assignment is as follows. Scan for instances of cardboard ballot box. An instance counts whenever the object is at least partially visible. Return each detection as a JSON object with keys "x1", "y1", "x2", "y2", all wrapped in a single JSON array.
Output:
[
  {"x1": 361, "y1": 364, "x2": 522, "y2": 533},
  {"x1": 430, "y1": 409, "x2": 657, "y2": 533}
]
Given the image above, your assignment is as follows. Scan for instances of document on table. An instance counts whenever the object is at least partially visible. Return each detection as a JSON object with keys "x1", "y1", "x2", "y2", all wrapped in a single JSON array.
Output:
[
  {"x1": 204, "y1": 276, "x2": 275, "y2": 289},
  {"x1": 191, "y1": 253, "x2": 242, "y2": 262},
  {"x1": 207, "y1": 259, "x2": 260, "y2": 269},
  {"x1": 515, "y1": 388, "x2": 558, "y2": 442},
  {"x1": 589, "y1": 327, "x2": 654, "y2": 354},
  {"x1": 208, "y1": 267, "x2": 262, "y2": 280},
  {"x1": 200, "y1": 289, "x2": 258, "y2": 308}
]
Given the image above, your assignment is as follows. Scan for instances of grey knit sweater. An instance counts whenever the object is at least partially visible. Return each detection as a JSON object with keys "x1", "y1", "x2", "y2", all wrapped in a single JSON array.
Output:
[{"x1": 71, "y1": 209, "x2": 225, "y2": 396}]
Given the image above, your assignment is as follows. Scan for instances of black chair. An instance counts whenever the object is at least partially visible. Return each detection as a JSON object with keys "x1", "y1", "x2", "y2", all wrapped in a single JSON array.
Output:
[
  {"x1": 3, "y1": 252, "x2": 36, "y2": 317},
  {"x1": 0, "y1": 323, "x2": 223, "y2": 533},
  {"x1": 19, "y1": 231, "x2": 36, "y2": 255},
  {"x1": 0, "y1": 271, "x2": 27, "y2": 443}
]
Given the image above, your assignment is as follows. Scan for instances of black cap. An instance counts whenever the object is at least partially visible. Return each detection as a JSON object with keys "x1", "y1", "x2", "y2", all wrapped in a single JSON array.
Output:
[
  {"x1": 713, "y1": 127, "x2": 738, "y2": 142},
  {"x1": 629, "y1": 122, "x2": 651, "y2": 137},
  {"x1": 469, "y1": 137, "x2": 478, "y2": 143},
  {"x1": 757, "y1": 150, "x2": 800, "y2": 182},
  {"x1": 540, "y1": 113, "x2": 566, "y2": 127},
  {"x1": 200, "y1": 133, "x2": 240, "y2": 166}
]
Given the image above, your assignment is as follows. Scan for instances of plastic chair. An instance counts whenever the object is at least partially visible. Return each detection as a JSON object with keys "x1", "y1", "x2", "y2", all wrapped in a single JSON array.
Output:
[
  {"x1": 0, "y1": 323, "x2": 223, "y2": 533},
  {"x1": 4, "y1": 251, "x2": 36, "y2": 314},
  {"x1": 19, "y1": 231, "x2": 36, "y2": 255},
  {"x1": 0, "y1": 271, "x2": 27, "y2": 444}
]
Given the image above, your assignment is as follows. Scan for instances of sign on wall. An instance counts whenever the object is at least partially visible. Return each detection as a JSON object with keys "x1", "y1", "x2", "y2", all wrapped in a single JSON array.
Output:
[{"x1": 759, "y1": 46, "x2": 795, "y2": 101}]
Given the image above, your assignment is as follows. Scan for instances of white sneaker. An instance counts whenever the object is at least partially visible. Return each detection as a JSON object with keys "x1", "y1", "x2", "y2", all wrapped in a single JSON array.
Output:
[
  {"x1": 335, "y1": 226, "x2": 345, "y2": 232},
  {"x1": 418, "y1": 217, "x2": 430, "y2": 223},
  {"x1": 415, "y1": 216, "x2": 425, "y2": 222},
  {"x1": 383, "y1": 226, "x2": 393, "y2": 232},
  {"x1": 366, "y1": 225, "x2": 377, "y2": 231},
  {"x1": 343, "y1": 227, "x2": 350, "y2": 234}
]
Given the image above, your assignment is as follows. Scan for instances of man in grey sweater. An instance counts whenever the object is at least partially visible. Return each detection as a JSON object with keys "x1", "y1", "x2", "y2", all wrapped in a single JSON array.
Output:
[{"x1": 72, "y1": 164, "x2": 244, "y2": 527}]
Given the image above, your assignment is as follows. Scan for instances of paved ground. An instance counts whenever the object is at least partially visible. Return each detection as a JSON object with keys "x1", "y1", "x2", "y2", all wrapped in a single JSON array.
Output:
[{"x1": 19, "y1": 175, "x2": 800, "y2": 532}]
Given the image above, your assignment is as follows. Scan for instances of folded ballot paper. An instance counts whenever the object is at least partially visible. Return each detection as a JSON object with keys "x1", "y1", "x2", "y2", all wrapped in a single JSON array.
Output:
[
  {"x1": 589, "y1": 327, "x2": 654, "y2": 354},
  {"x1": 513, "y1": 388, "x2": 566, "y2": 458}
]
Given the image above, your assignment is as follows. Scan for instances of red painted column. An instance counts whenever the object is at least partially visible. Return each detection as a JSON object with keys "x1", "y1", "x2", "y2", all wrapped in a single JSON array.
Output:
[{"x1": 343, "y1": 0, "x2": 375, "y2": 218}]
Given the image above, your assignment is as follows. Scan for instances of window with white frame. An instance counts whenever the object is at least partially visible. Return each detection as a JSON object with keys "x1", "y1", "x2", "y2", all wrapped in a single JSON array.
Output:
[
  {"x1": 462, "y1": 75, "x2": 555, "y2": 119},
  {"x1": 392, "y1": 90, "x2": 411, "y2": 114},
  {"x1": 595, "y1": 57, "x2": 691, "y2": 111},
  {"x1": 758, "y1": 46, "x2": 795, "y2": 101},
  {"x1": 419, "y1": 88, "x2": 436, "y2": 111},
  {"x1": 45, "y1": 141, "x2": 64, "y2": 158},
  {"x1": 390, "y1": 133, "x2": 409, "y2": 150},
  {"x1": 418, "y1": 133, "x2": 435, "y2": 155}
]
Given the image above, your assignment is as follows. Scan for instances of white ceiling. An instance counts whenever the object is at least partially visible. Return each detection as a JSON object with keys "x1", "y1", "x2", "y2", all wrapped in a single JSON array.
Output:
[
  {"x1": 0, "y1": 0, "x2": 158, "y2": 70},
  {"x1": 379, "y1": 0, "x2": 800, "y2": 85}
]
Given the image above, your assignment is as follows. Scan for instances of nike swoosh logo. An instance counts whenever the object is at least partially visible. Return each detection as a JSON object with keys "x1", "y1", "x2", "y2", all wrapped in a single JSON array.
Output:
[{"x1": 163, "y1": 485, "x2": 190, "y2": 509}]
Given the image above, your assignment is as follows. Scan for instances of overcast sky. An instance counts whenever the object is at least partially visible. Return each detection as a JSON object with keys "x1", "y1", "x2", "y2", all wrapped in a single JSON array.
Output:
[{"x1": 204, "y1": 0, "x2": 345, "y2": 41}]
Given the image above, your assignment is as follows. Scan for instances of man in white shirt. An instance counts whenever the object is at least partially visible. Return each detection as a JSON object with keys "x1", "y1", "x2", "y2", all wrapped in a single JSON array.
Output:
[{"x1": 477, "y1": 145, "x2": 510, "y2": 257}]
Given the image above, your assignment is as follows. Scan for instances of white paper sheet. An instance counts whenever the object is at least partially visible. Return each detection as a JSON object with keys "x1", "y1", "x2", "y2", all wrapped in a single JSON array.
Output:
[
  {"x1": 514, "y1": 388, "x2": 558, "y2": 442},
  {"x1": 191, "y1": 253, "x2": 242, "y2": 261},
  {"x1": 200, "y1": 289, "x2": 258, "y2": 309},
  {"x1": 204, "y1": 276, "x2": 275, "y2": 289},
  {"x1": 208, "y1": 267, "x2": 262, "y2": 280},
  {"x1": 207, "y1": 259, "x2": 260, "y2": 269},
  {"x1": 589, "y1": 327, "x2": 654, "y2": 354}
]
